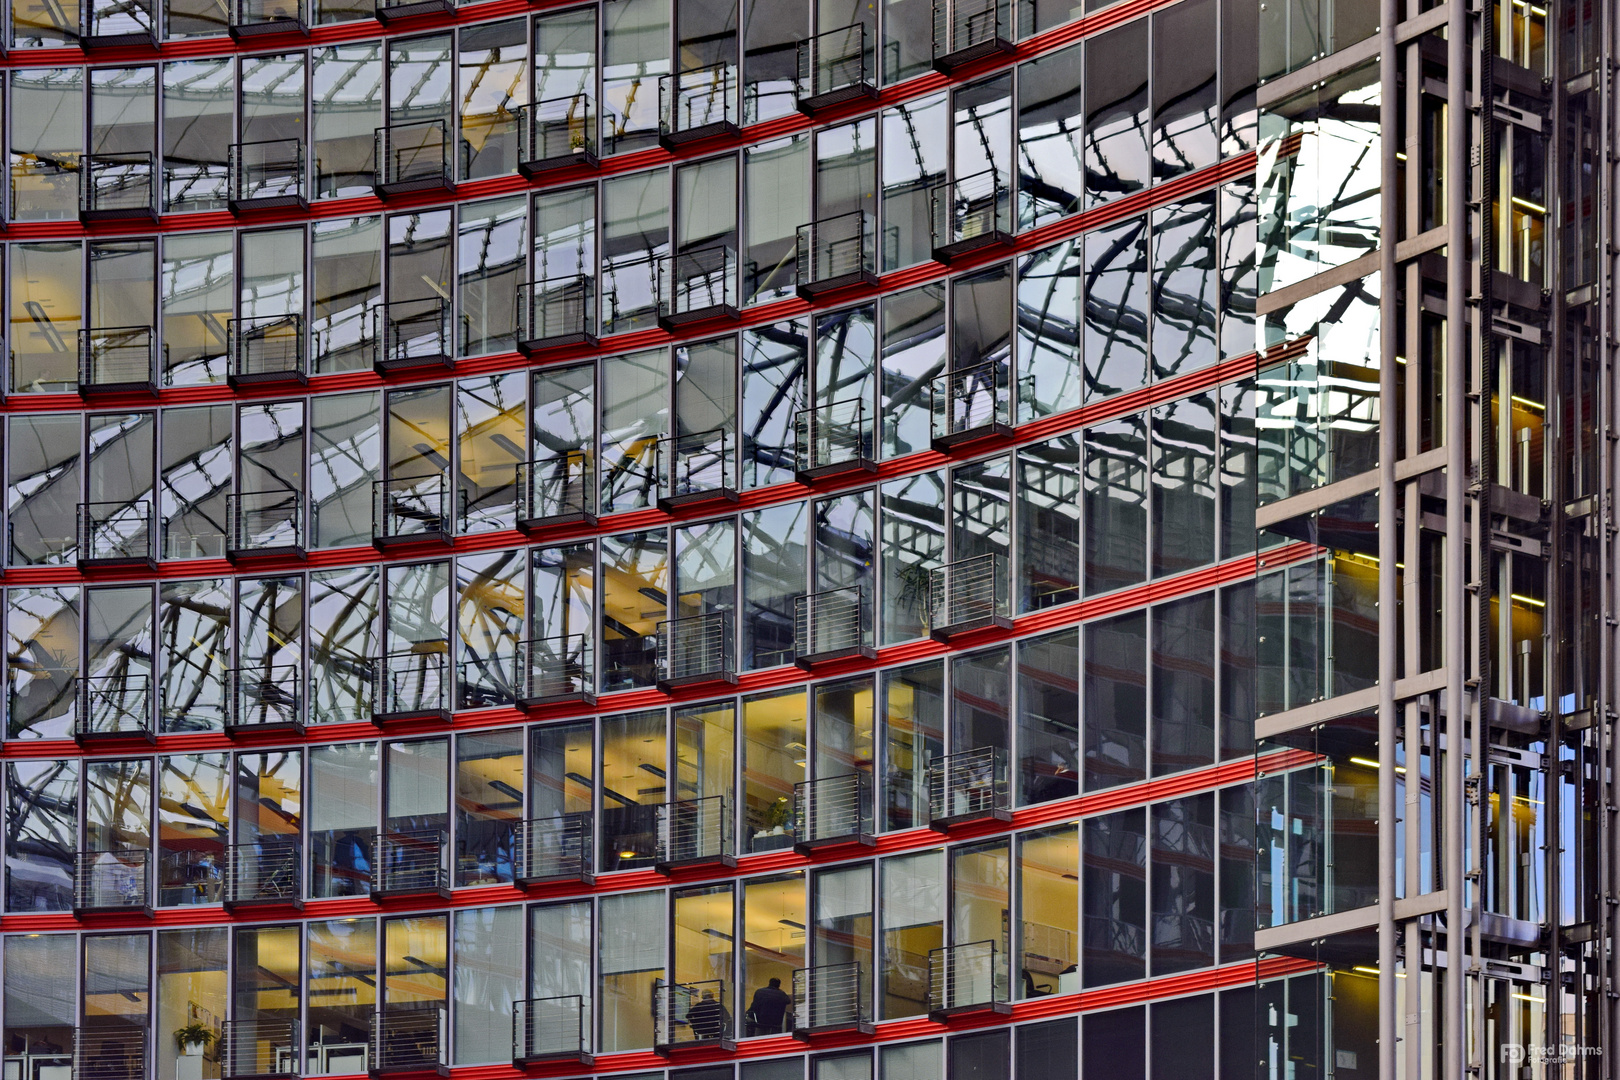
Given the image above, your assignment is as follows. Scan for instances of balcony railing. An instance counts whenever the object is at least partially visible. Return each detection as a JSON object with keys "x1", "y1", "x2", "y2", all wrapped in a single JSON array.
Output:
[
  {"x1": 927, "y1": 940, "x2": 1010, "y2": 1019},
  {"x1": 656, "y1": 428, "x2": 737, "y2": 509},
  {"x1": 516, "y1": 634, "x2": 594, "y2": 705},
  {"x1": 374, "y1": 118, "x2": 453, "y2": 194},
  {"x1": 226, "y1": 665, "x2": 303, "y2": 733},
  {"x1": 657, "y1": 245, "x2": 739, "y2": 326},
  {"x1": 931, "y1": 359, "x2": 1012, "y2": 446},
  {"x1": 376, "y1": 296, "x2": 452, "y2": 371},
  {"x1": 931, "y1": 169, "x2": 1014, "y2": 260},
  {"x1": 519, "y1": 94, "x2": 600, "y2": 173},
  {"x1": 796, "y1": 24, "x2": 876, "y2": 112},
  {"x1": 228, "y1": 314, "x2": 306, "y2": 384},
  {"x1": 79, "y1": 325, "x2": 159, "y2": 392},
  {"x1": 795, "y1": 397, "x2": 876, "y2": 480},
  {"x1": 517, "y1": 274, "x2": 597, "y2": 351},
  {"x1": 80, "y1": 152, "x2": 158, "y2": 218},
  {"x1": 73, "y1": 1028, "x2": 150, "y2": 1080},
  {"x1": 229, "y1": 139, "x2": 306, "y2": 208},
  {"x1": 81, "y1": 0, "x2": 155, "y2": 44},
  {"x1": 369, "y1": 1006, "x2": 448, "y2": 1074},
  {"x1": 657, "y1": 611, "x2": 736, "y2": 689},
  {"x1": 73, "y1": 849, "x2": 151, "y2": 913},
  {"x1": 76, "y1": 674, "x2": 153, "y2": 740},
  {"x1": 796, "y1": 210, "x2": 878, "y2": 296},
  {"x1": 514, "y1": 996, "x2": 591, "y2": 1064},
  {"x1": 228, "y1": 0, "x2": 304, "y2": 34},
  {"x1": 927, "y1": 553, "x2": 1012, "y2": 636},
  {"x1": 794, "y1": 586, "x2": 874, "y2": 666},
  {"x1": 792, "y1": 962, "x2": 872, "y2": 1037},
  {"x1": 227, "y1": 488, "x2": 303, "y2": 558},
  {"x1": 77, "y1": 500, "x2": 157, "y2": 566},
  {"x1": 930, "y1": 0, "x2": 1013, "y2": 69},
  {"x1": 654, "y1": 980, "x2": 734, "y2": 1052},
  {"x1": 793, "y1": 770, "x2": 874, "y2": 851},
  {"x1": 370, "y1": 830, "x2": 450, "y2": 899},
  {"x1": 373, "y1": 647, "x2": 451, "y2": 722},
  {"x1": 927, "y1": 746, "x2": 1011, "y2": 827},
  {"x1": 656, "y1": 796, "x2": 735, "y2": 870},
  {"x1": 658, "y1": 63, "x2": 739, "y2": 146},
  {"x1": 516, "y1": 452, "x2": 595, "y2": 528},
  {"x1": 516, "y1": 812, "x2": 594, "y2": 884},
  {"x1": 223, "y1": 842, "x2": 302, "y2": 908},
  {"x1": 222, "y1": 1019, "x2": 300, "y2": 1079},
  {"x1": 373, "y1": 473, "x2": 451, "y2": 545}
]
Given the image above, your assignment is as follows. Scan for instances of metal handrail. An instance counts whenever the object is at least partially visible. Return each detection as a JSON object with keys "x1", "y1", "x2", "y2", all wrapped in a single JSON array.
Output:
[
  {"x1": 371, "y1": 829, "x2": 449, "y2": 895},
  {"x1": 792, "y1": 961, "x2": 868, "y2": 1032},
  {"x1": 794, "y1": 586, "x2": 870, "y2": 660},
  {"x1": 227, "y1": 665, "x2": 302, "y2": 730},
  {"x1": 927, "y1": 552, "x2": 1010, "y2": 631},
  {"x1": 374, "y1": 118, "x2": 452, "y2": 189},
  {"x1": 80, "y1": 152, "x2": 156, "y2": 214},
  {"x1": 370, "y1": 1006, "x2": 447, "y2": 1072},
  {"x1": 73, "y1": 848, "x2": 150, "y2": 911},
  {"x1": 656, "y1": 795, "x2": 733, "y2": 866},
  {"x1": 796, "y1": 23, "x2": 871, "y2": 103},
  {"x1": 928, "y1": 939, "x2": 1005, "y2": 1012},
  {"x1": 514, "y1": 995, "x2": 588, "y2": 1061},
  {"x1": 658, "y1": 63, "x2": 737, "y2": 136},
  {"x1": 222, "y1": 1018, "x2": 299, "y2": 1078},
  {"x1": 227, "y1": 488, "x2": 302, "y2": 554},
  {"x1": 796, "y1": 209, "x2": 877, "y2": 287},
  {"x1": 517, "y1": 274, "x2": 596, "y2": 347},
  {"x1": 931, "y1": 0, "x2": 1010, "y2": 58},
  {"x1": 228, "y1": 0, "x2": 303, "y2": 28},
  {"x1": 657, "y1": 610, "x2": 734, "y2": 684},
  {"x1": 517, "y1": 634, "x2": 593, "y2": 701},
  {"x1": 656, "y1": 427, "x2": 732, "y2": 501},
  {"x1": 73, "y1": 1027, "x2": 150, "y2": 1080},
  {"x1": 516, "y1": 452, "x2": 594, "y2": 524},
  {"x1": 518, "y1": 94, "x2": 598, "y2": 166},
  {"x1": 223, "y1": 841, "x2": 301, "y2": 905},
  {"x1": 228, "y1": 313, "x2": 305, "y2": 380},
  {"x1": 373, "y1": 647, "x2": 450, "y2": 717},
  {"x1": 927, "y1": 746, "x2": 1010, "y2": 822},
  {"x1": 228, "y1": 139, "x2": 305, "y2": 205},
  {"x1": 657, "y1": 245, "x2": 738, "y2": 319},
  {"x1": 376, "y1": 296, "x2": 451, "y2": 367},
  {"x1": 931, "y1": 168, "x2": 1013, "y2": 251},
  {"x1": 372, "y1": 473, "x2": 450, "y2": 540},
  {"x1": 793, "y1": 770, "x2": 873, "y2": 844},
  {"x1": 79, "y1": 325, "x2": 158, "y2": 387},
  {"x1": 516, "y1": 812, "x2": 594, "y2": 882},
  {"x1": 655, "y1": 979, "x2": 731, "y2": 1047},
  {"x1": 930, "y1": 358, "x2": 1012, "y2": 440},
  {"x1": 77, "y1": 499, "x2": 156, "y2": 563},
  {"x1": 76, "y1": 673, "x2": 152, "y2": 737},
  {"x1": 795, "y1": 397, "x2": 873, "y2": 472}
]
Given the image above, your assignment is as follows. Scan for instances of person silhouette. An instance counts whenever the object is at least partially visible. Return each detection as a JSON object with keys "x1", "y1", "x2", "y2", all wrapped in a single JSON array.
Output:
[{"x1": 747, "y1": 977, "x2": 792, "y2": 1035}]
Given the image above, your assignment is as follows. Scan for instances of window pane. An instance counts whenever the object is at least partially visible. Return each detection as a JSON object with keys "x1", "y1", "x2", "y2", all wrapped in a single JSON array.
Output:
[{"x1": 453, "y1": 906, "x2": 523, "y2": 1064}]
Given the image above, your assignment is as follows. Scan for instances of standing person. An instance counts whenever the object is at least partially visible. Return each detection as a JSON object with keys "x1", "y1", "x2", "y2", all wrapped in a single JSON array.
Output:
[{"x1": 746, "y1": 977, "x2": 792, "y2": 1035}]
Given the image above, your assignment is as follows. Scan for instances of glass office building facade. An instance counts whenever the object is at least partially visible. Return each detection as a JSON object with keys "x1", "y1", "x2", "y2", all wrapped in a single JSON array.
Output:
[{"x1": 0, "y1": 0, "x2": 1607, "y2": 1076}]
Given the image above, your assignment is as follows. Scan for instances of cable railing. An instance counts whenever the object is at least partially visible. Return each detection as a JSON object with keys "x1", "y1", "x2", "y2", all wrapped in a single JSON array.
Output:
[
  {"x1": 516, "y1": 812, "x2": 594, "y2": 883},
  {"x1": 79, "y1": 325, "x2": 159, "y2": 391},
  {"x1": 656, "y1": 427, "x2": 736, "y2": 506},
  {"x1": 654, "y1": 980, "x2": 733, "y2": 1050},
  {"x1": 222, "y1": 1018, "x2": 299, "y2": 1078},
  {"x1": 519, "y1": 94, "x2": 600, "y2": 172},
  {"x1": 796, "y1": 24, "x2": 876, "y2": 111},
  {"x1": 76, "y1": 673, "x2": 153, "y2": 739},
  {"x1": 658, "y1": 63, "x2": 739, "y2": 145},
  {"x1": 657, "y1": 245, "x2": 738, "y2": 324},
  {"x1": 795, "y1": 397, "x2": 876, "y2": 478},
  {"x1": 370, "y1": 829, "x2": 450, "y2": 898},
  {"x1": 73, "y1": 849, "x2": 151, "y2": 913},
  {"x1": 223, "y1": 842, "x2": 301, "y2": 907},
  {"x1": 656, "y1": 795, "x2": 734, "y2": 868},
  {"x1": 927, "y1": 552, "x2": 1011, "y2": 635},
  {"x1": 373, "y1": 647, "x2": 450, "y2": 720},
  {"x1": 72, "y1": 1027, "x2": 150, "y2": 1080},
  {"x1": 930, "y1": 0, "x2": 1013, "y2": 68},
  {"x1": 77, "y1": 499, "x2": 156, "y2": 565},
  {"x1": 927, "y1": 940, "x2": 1009, "y2": 1017},
  {"x1": 372, "y1": 473, "x2": 450, "y2": 543},
  {"x1": 930, "y1": 169, "x2": 1014, "y2": 259},
  {"x1": 369, "y1": 1006, "x2": 447, "y2": 1073},
  {"x1": 80, "y1": 152, "x2": 157, "y2": 218},
  {"x1": 228, "y1": 313, "x2": 306, "y2": 384},
  {"x1": 227, "y1": 665, "x2": 303, "y2": 732},
  {"x1": 517, "y1": 274, "x2": 597, "y2": 350},
  {"x1": 794, "y1": 586, "x2": 873, "y2": 664},
  {"x1": 80, "y1": 0, "x2": 157, "y2": 43},
  {"x1": 227, "y1": 488, "x2": 303, "y2": 557},
  {"x1": 375, "y1": 296, "x2": 452, "y2": 371},
  {"x1": 796, "y1": 209, "x2": 878, "y2": 295},
  {"x1": 927, "y1": 746, "x2": 1011, "y2": 826},
  {"x1": 793, "y1": 770, "x2": 874, "y2": 849},
  {"x1": 516, "y1": 452, "x2": 595, "y2": 527},
  {"x1": 228, "y1": 139, "x2": 306, "y2": 208},
  {"x1": 374, "y1": 118, "x2": 453, "y2": 193},
  {"x1": 228, "y1": 0, "x2": 303, "y2": 34},
  {"x1": 516, "y1": 634, "x2": 594, "y2": 704},
  {"x1": 792, "y1": 962, "x2": 871, "y2": 1035},
  {"x1": 931, "y1": 358, "x2": 1013, "y2": 445},
  {"x1": 513, "y1": 996, "x2": 591, "y2": 1063},
  {"x1": 657, "y1": 610, "x2": 736, "y2": 687}
]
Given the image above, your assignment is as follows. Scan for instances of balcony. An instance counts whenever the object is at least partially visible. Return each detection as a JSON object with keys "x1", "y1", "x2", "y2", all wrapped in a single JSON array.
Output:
[
  {"x1": 927, "y1": 940, "x2": 1010, "y2": 1020},
  {"x1": 77, "y1": 500, "x2": 157, "y2": 568},
  {"x1": 76, "y1": 674, "x2": 154, "y2": 742},
  {"x1": 927, "y1": 553, "x2": 1011, "y2": 638},
  {"x1": 927, "y1": 746, "x2": 1011, "y2": 829},
  {"x1": 369, "y1": 1007, "x2": 448, "y2": 1077},
  {"x1": 513, "y1": 996, "x2": 592, "y2": 1065},
  {"x1": 228, "y1": 314, "x2": 307, "y2": 385},
  {"x1": 930, "y1": 169, "x2": 1014, "y2": 261},
  {"x1": 795, "y1": 397, "x2": 876, "y2": 481},
  {"x1": 373, "y1": 473, "x2": 451, "y2": 547},
  {"x1": 795, "y1": 24, "x2": 876, "y2": 113},
  {"x1": 79, "y1": 326, "x2": 159, "y2": 394},
  {"x1": 80, "y1": 153, "x2": 157, "y2": 219},
  {"x1": 518, "y1": 94, "x2": 601, "y2": 174},
  {"x1": 370, "y1": 830, "x2": 451, "y2": 901},
  {"x1": 515, "y1": 812, "x2": 594, "y2": 884},
  {"x1": 374, "y1": 119, "x2": 454, "y2": 195},
  {"x1": 516, "y1": 452, "x2": 595, "y2": 529},
  {"x1": 376, "y1": 296, "x2": 452, "y2": 373},
  {"x1": 796, "y1": 210, "x2": 879, "y2": 298},
  {"x1": 80, "y1": 0, "x2": 156, "y2": 46},
  {"x1": 73, "y1": 1028, "x2": 150, "y2": 1080},
  {"x1": 657, "y1": 428, "x2": 738, "y2": 510},
  {"x1": 792, "y1": 962, "x2": 872, "y2": 1039},
  {"x1": 931, "y1": 359, "x2": 1013, "y2": 446},
  {"x1": 657, "y1": 611, "x2": 737, "y2": 690},
  {"x1": 656, "y1": 796, "x2": 735, "y2": 871},
  {"x1": 226, "y1": 665, "x2": 303, "y2": 734},
  {"x1": 228, "y1": 0, "x2": 305, "y2": 35},
  {"x1": 222, "y1": 1019, "x2": 300, "y2": 1079},
  {"x1": 657, "y1": 245, "x2": 739, "y2": 327},
  {"x1": 654, "y1": 980, "x2": 736, "y2": 1054},
  {"x1": 930, "y1": 0, "x2": 1013, "y2": 71},
  {"x1": 227, "y1": 488, "x2": 304, "y2": 559},
  {"x1": 373, "y1": 646, "x2": 451, "y2": 724},
  {"x1": 73, "y1": 849, "x2": 152, "y2": 915},
  {"x1": 794, "y1": 586, "x2": 874, "y2": 667},
  {"x1": 516, "y1": 634, "x2": 594, "y2": 706},
  {"x1": 658, "y1": 63, "x2": 739, "y2": 147},
  {"x1": 376, "y1": 0, "x2": 452, "y2": 19},
  {"x1": 229, "y1": 139, "x2": 307, "y2": 210},
  {"x1": 223, "y1": 842, "x2": 302, "y2": 909},
  {"x1": 517, "y1": 274, "x2": 597, "y2": 352},
  {"x1": 793, "y1": 771, "x2": 874, "y2": 852}
]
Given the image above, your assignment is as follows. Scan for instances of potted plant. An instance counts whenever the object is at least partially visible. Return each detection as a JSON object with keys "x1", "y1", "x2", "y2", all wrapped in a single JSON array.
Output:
[{"x1": 174, "y1": 1023, "x2": 216, "y2": 1058}]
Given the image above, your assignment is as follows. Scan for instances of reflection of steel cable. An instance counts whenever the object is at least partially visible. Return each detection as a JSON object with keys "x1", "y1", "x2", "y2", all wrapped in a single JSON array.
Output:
[{"x1": 24, "y1": 301, "x2": 68, "y2": 353}]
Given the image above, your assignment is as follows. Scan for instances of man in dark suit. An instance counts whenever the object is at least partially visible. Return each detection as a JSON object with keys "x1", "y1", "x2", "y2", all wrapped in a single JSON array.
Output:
[{"x1": 747, "y1": 977, "x2": 792, "y2": 1035}]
